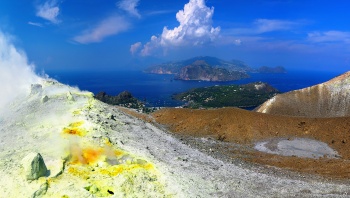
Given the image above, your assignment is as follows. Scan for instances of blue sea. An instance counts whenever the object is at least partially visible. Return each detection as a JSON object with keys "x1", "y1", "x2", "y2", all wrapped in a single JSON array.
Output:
[{"x1": 46, "y1": 69, "x2": 344, "y2": 107}]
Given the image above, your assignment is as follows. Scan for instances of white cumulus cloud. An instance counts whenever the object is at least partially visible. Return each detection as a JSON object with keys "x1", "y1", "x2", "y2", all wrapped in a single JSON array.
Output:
[
  {"x1": 117, "y1": 0, "x2": 141, "y2": 18},
  {"x1": 130, "y1": 42, "x2": 142, "y2": 55},
  {"x1": 36, "y1": 0, "x2": 60, "y2": 24},
  {"x1": 134, "y1": 0, "x2": 220, "y2": 56},
  {"x1": 73, "y1": 15, "x2": 130, "y2": 44},
  {"x1": 140, "y1": 36, "x2": 160, "y2": 56},
  {"x1": 0, "y1": 31, "x2": 41, "y2": 110}
]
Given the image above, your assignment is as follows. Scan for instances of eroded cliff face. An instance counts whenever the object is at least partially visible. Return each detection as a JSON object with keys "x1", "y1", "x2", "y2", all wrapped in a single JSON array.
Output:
[{"x1": 256, "y1": 71, "x2": 350, "y2": 117}]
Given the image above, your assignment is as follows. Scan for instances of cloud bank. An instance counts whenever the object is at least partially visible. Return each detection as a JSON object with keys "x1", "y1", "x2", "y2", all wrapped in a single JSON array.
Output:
[
  {"x1": 36, "y1": 0, "x2": 60, "y2": 24},
  {"x1": 225, "y1": 19, "x2": 300, "y2": 36},
  {"x1": 130, "y1": 42, "x2": 142, "y2": 55},
  {"x1": 254, "y1": 19, "x2": 298, "y2": 33},
  {"x1": 73, "y1": 15, "x2": 130, "y2": 44},
  {"x1": 132, "y1": 0, "x2": 220, "y2": 56},
  {"x1": 308, "y1": 31, "x2": 350, "y2": 43},
  {"x1": 117, "y1": 0, "x2": 141, "y2": 18},
  {"x1": 0, "y1": 31, "x2": 41, "y2": 110}
]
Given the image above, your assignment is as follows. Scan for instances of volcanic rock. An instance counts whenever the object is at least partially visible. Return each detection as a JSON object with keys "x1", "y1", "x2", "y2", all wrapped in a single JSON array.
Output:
[
  {"x1": 22, "y1": 152, "x2": 48, "y2": 180},
  {"x1": 66, "y1": 92, "x2": 75, "y2": 101},
  {"x1": 32, "y1": 181, "x2": 48, "y2": 197},
  {"x1": 41, "y1": 95, "x2": 49, "y2": 103}
]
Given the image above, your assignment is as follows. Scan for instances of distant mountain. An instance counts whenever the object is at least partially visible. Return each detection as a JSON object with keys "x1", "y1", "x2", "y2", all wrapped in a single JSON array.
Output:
[
  {"x1": 175, "y1": 60, "x2": 249, "y2": 81},
  {"x1": 257, "y1": 66, "x2": 287, "y2": 74},
  {"x1": 144, "y1": 56, "x2": 253, "y2": 74},
  {"x1": 173, "y1": 82, "x2": 279, "y2": 108},
  {"x1": 256, "y1": 71, "x2": 350, "y2": 117}
]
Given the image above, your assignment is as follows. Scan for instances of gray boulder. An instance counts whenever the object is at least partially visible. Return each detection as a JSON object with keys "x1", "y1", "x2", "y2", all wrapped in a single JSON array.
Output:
[
  {"x1": 41, "y1": 95, "x2": 49, "y2": 103},
  {"x1": 22, "y1": 152, "x2": 48, "y2": 180},
  {"x1": 67, "y1": 92, "x2": 75, "y2": 101}
]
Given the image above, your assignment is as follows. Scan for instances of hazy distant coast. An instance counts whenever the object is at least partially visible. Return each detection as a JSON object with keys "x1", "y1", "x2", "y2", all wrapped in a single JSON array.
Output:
[{"x1": 145, "y1": 56, "x2": 287, "y2": 82}]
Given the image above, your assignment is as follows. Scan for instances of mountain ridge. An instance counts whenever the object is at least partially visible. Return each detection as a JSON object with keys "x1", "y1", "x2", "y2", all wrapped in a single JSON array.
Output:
[{"x1": 256, "y1": 71, "x2": 350, "y2": 117}]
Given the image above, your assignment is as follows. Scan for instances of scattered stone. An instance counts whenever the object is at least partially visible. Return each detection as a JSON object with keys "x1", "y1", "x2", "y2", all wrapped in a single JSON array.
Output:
[
  {"x1": 84, "y1": 184, "x2": 99, "y2": 194},
  {"x1": 22, "y1": 152, "x2": 48, "y2": 180},
  {"x1": 67, "y1": 92, "x2": 75, "y2": 101},
  {"x1": 31, "y1": 181, "x2": 48, "y2": 198},
  {"x1": 107, "y1": 113, "x2": 116, "y2": 120},
  {"x1": 41, "y1": 95, "x2": 49, "y2": 103}
]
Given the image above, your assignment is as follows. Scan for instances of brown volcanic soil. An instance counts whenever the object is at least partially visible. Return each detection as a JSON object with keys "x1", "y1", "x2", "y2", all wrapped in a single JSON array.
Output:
[{"x1": 149, "y1": 107, "x2": 350, "y2": 179}]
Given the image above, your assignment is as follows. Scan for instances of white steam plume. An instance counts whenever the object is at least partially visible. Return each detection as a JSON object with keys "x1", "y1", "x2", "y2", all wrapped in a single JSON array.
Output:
[{"x1": 0, "y1": 31, "x2": 41, "y2": 110}]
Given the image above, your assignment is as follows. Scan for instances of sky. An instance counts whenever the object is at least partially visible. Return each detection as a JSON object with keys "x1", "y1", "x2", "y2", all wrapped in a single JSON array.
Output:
[{"x1": 0, "y1": 0, "x2": 350, "y2": 72}]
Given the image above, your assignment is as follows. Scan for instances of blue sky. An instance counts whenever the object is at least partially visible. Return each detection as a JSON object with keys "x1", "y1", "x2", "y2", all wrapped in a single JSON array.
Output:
[{"x1": 1, "y1": 0, "x2": 350, "y2": 72}]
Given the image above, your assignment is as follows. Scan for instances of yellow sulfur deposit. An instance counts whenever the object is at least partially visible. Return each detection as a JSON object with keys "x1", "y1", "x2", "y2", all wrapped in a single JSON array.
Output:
[
  {"x1": 64, "y1": 141, "x2": 168, "y2": 197},
  {"x1": 62, "y1": 121, "x2": 87, "y2": 136}
]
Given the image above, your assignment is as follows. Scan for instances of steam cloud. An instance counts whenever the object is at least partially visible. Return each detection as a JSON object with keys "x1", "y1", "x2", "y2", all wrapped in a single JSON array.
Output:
[{"x1": 0, "y1": 31, "x2": 41, "y2": 110}]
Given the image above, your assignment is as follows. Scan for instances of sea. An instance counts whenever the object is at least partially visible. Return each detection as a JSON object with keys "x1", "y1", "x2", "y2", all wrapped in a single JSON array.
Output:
[{"x1": 46, "y1": 69, "x2": 344, "y2": 107}]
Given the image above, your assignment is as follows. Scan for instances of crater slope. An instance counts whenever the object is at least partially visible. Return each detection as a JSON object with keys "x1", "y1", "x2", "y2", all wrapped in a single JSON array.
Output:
[
  {"x1": 3, "y1": 79, "x2": 350, "y2": 197},
  {"x1": 256, "y1": 71, "x2": 350, "y2": 117},
  {"x1": 151, "y1": 107, "x2": 350, "y2": 179}
]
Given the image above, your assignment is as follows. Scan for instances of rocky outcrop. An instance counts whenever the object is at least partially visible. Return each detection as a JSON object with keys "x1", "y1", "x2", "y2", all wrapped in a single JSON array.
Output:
[
  {"x1": 95, "y1": 91, "x2": 138, "y2": 105},
  {"x1": 32, "y1": 182, "x2": 49, "y2": 198},
  {"x1": 256, "y1": 71, "x2": 350, "y2": 117},
  {"x1": 22, "y1": 152, "x2": 47, "y2": 180},
  {"x1": 94, "y1": 91, "x2": 146, "y2": 110}
]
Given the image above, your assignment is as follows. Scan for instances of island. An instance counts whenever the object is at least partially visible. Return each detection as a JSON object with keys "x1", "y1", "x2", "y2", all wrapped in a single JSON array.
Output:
[
  {"x1": 257, "y1": 66, "x2": 287, "y2": 73},
  {"x1": 173, "y1": 82, "x2": 280, "y2": 108},
  {"x1": 145, "y1": 56, "x2": 252, "y2": 81},
  {"x1": 145, "y1": 56, "x2": 287, "y2": 81},
  {"x1": 175, "y1": 60, "x2": 249, "y2": 81}
]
